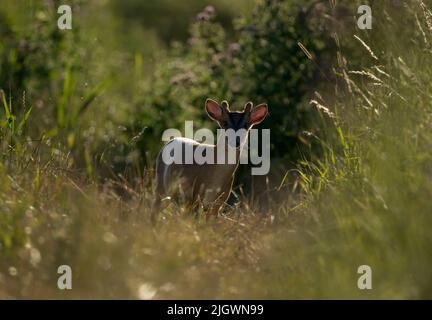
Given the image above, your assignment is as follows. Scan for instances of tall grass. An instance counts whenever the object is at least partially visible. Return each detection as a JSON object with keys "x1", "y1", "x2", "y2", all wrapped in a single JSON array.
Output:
[
  {"x1": 240, "y1": 1, "x2": 432, "y2": 298},
  {"x1": 1, "y1": 1, "x2": 432, "y2": 299}
]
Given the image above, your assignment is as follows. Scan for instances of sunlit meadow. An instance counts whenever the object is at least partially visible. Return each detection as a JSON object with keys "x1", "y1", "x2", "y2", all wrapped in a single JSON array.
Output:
[{"x1": 1, "y1": 0, "x2": 432, "y2": 299}]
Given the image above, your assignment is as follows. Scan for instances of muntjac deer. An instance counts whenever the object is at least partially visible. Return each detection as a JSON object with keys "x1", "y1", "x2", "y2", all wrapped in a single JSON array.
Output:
[{"x1": 152, "y1": 98, "x2": 268, "y2": 222}]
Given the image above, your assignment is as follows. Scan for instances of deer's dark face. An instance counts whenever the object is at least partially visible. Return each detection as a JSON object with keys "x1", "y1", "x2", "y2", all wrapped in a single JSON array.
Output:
[{"x1": 205, "y1": 99, "x2": 268, "y2": 148}]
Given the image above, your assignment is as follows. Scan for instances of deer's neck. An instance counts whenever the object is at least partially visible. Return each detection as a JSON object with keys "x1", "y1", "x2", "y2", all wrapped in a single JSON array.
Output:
[{"x1": 214, "y1": 137, "x2": 242, "y2": 176}]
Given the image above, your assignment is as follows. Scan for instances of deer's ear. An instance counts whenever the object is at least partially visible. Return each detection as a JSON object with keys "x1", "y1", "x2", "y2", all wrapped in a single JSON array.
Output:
[
  {"x1": 248, "y1": 103, "x2": 268, "y2": 125},
  {"x1": 205, "y1": 98, "x2": 223, "y2": 122}
]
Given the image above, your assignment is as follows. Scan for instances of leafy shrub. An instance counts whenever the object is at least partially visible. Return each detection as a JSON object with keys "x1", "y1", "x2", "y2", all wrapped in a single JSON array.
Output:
[{"x1": 126, "y1": 1, "x2": 335, "y2": 174}]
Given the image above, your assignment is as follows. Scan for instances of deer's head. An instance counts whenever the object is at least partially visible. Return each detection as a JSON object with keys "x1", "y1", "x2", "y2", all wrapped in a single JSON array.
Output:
[{"x1": 205, "y1": 98, "x2": 268, "y2": 149}]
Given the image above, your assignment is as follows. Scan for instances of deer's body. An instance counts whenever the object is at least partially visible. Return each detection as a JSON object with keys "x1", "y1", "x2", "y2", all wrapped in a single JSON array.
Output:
[
  {"x1": 152, "y1": 99, "x2": 268, "y2": 222},
  {"x1": 155, "y1": 137, "x2": 240, "y2": 212}
]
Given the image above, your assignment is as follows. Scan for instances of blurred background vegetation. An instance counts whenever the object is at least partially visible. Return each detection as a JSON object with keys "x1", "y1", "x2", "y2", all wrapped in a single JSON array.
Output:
[{"x1": 1, "y1": 0, "x2": 432, "y2": 299}]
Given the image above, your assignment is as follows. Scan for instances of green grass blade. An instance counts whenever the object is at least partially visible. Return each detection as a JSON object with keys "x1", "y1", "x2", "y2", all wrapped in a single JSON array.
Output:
[{"x1": 17, "y1": 106, "x2": 33, "y2": 134}]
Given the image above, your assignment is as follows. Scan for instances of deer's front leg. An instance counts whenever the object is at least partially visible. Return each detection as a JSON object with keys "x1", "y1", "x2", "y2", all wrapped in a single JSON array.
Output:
[
  {"x1": 206, "y1": 184, "x2": 232, "y2": 221},
  {"x1": 206, "y1": 202, "x2": 223, "y2": 221}
]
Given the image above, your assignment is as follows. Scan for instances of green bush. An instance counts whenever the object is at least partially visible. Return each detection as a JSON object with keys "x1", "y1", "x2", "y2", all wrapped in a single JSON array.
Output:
[{"x1": 126, "y1": 1, "x2": 335, "y2": 173}]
